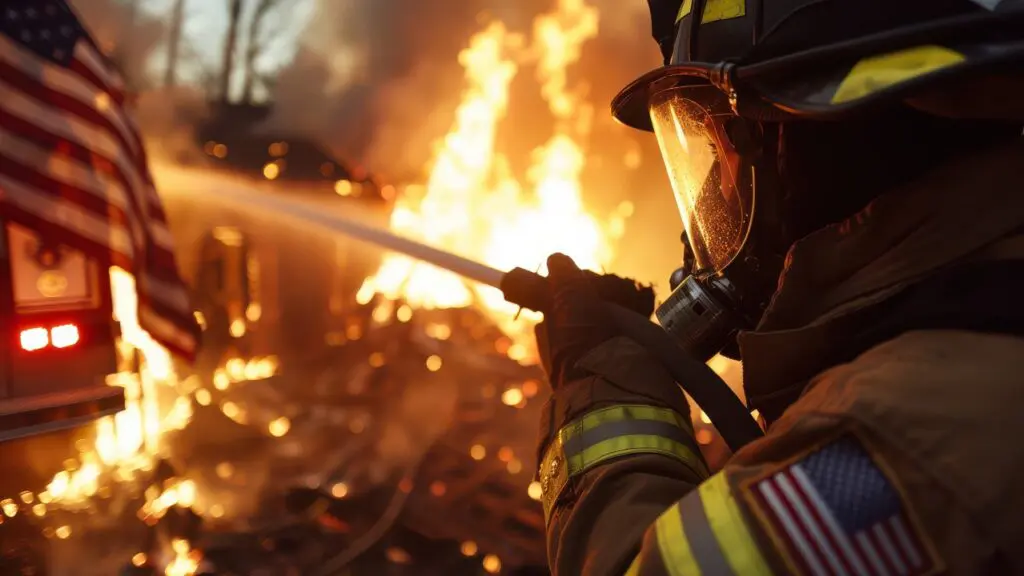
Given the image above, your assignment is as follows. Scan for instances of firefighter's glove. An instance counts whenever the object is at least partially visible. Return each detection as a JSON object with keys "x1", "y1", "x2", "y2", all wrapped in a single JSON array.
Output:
[{"x1": 535, "y1": 253, "x2": 655, "y2": 389}]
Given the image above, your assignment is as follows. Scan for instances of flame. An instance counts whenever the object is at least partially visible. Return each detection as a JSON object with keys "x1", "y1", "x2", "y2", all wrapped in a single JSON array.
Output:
[
  {"x1": 0, "y1": 269, "x2": 205, "y2": 544},
  {"x1": 139, "y1": 478, "x2": 197, "y2": 523},
  {"x1": 165, "y1": 539, "x2": 201, "y2": 576},
  {"x1": 358, "y1": 0, "x2": 621, "y2": 350},
  {"x1": 0, "y1": 267, "x2": 217, "y2": 573},
  {"x1": 31, "y1": 269, "x2": 178, "y2": 510}
]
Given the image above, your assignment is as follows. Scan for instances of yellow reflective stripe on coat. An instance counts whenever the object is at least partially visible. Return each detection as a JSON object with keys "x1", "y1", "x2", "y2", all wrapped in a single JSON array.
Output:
[
  {"x1": 633, "y1": 472, "x2": 772, "y2": 576},
  {"x1": 676, "y1": 0, "x2": 746, "y2": 24},
  {"x1": 832, "y1": 45, "x2": 966, "y2": 104},
  {"x1": 539, "y1": 405, "x2": 708, "y2": 524}
]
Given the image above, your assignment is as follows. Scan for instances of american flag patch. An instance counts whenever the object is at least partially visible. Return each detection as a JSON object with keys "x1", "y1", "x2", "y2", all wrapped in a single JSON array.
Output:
[{"x1": 745, "y1": 435, "x2": 940, "y2": 576}]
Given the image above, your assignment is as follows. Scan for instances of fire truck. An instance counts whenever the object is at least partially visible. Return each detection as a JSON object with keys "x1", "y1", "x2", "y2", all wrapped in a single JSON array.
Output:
[
  {"x1": 0, "y1": 221, "x2": 123, "y2": 444},
  {"x1": 0, "y1": 221, "x2": 124, "y2": 563}
]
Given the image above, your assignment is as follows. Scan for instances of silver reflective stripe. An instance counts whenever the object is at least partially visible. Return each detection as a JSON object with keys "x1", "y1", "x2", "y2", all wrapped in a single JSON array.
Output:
[
  {"x1": 679, "y1": 489, "x2": 737, "y2": 576},
  {"x1": 562, "y1": 419, "x2": 696, "y2": 459}
]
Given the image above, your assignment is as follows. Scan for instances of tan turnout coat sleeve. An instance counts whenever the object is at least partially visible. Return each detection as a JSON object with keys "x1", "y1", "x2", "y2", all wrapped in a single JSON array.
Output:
[
  {"x1": 539, "y1": 141, "x2": 1024, "y2": 576},
  {"x1": 543, "y1": 330, "x2": 1024, "y2": 575}
]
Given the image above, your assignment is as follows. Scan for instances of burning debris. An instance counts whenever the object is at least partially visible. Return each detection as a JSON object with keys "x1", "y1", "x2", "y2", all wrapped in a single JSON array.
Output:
[{"x1": 2, "y1": 291, "x2": 551, "y2": 574}]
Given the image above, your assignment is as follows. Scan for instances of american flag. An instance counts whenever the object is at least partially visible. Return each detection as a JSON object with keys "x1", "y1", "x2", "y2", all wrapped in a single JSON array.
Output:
[
  {"x1": 749, "y1": 436, "x2": 938, "y2": 576},
  {"x1": 0, "y1": 0, "x2": 199, "y2": 358}
]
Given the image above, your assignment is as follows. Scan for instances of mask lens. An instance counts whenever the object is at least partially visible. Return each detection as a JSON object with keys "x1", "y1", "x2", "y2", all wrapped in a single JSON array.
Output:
[{"x1": 649, "y1": 87, "x2": 754, "y2": 273}]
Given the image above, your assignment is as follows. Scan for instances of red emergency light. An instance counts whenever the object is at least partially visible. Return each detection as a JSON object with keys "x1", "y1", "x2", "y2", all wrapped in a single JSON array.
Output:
[{"x1": 19, "y1": 323, "x2": 81, "y2": 352}]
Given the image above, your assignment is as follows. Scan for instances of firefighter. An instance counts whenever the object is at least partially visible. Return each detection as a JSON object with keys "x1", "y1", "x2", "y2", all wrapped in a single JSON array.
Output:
[{"x1": 533, "y1": 0, "x2": 1024, "y2": 574}]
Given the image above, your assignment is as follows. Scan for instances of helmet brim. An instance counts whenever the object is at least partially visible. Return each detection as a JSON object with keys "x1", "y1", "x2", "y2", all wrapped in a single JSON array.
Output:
[{"x1": 611, "y1": 64, "x2": 721, "y2": 132}]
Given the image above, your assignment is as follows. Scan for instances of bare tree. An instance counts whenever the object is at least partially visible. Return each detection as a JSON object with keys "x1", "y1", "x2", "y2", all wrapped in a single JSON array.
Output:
[
  {"x1": 220, "y1": 0, "x2": 243, "y2": 102},
  {"x1": 241, "y1": 0, "x2": 283, "y2": 103},
  {"x1": 122, "y1": 0, "x2": 141, "y2": 29},
  {"x1": 164, "y1": 0, "x2": 186, "y2": 88}
]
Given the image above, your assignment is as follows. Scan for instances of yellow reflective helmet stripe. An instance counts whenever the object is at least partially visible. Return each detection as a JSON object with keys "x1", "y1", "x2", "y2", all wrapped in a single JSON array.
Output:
[
  {"x1": 539, "y1": 405, "x2": 708, "y2": 524},
  {"x1": 676, "y1": 0, "x2": 693, "y2": 21},
  {"x1": 676, "y1": 0, "x2": 746, "y2": 24},
  {"x1": 632, "y1": 472, "x2": 773, "y2": 575},
  {"x1": 832, "y1": 45, "x2": 966, "y2": 104}
]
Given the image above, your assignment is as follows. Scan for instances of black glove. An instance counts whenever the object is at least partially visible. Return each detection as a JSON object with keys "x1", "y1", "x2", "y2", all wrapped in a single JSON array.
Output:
[{"x1": 535, "y1": 253, "x2": 655, "y2": 389}]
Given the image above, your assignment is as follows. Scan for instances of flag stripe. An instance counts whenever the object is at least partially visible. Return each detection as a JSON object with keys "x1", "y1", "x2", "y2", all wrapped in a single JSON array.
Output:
[
  {"x1": 871, "y1": 529, "x2": 899, "y2": 575},
  {"x1": 0, "y1": 113, "x2": 191, "y2": 312},
  {"x1": 748, "y1": 483, "x2": 811, "y2": 574},
  {"x1": 0, "y1": 34, "x2": 140, "y2": 159},
  {"x1": 0, "y1": 106, "x2": 178, "y2": 272},
  {"x1": 882, "y1": 522, "x2": 911, "y2": 574},
  {"x1": 890, "y1": 517, "x2": 923, "y2": 570},
  {"x1": 774, "y1": 471, "x2": 849, "y2": 576},
  {"x1": 854, "y1": 532, "x2": 891, "y2": 575},
  {"x1": 758, "y1": 480, "x2": 830, "y2": 576},
  {"x1": 71, "y1": 41, "x2": 169, "y2": 224},
  {"x1": 0, "y1": 200, "x2": 133, "y2": 269},
  {"x1": 0, "y1": 148, "x2": 131, "y2": 228},
  {"x1": 140, "y1": 270, "x2": 191, "y2": 312},
  {"x1": 139, "y1": 302, "x2": 194, "y2": 353},
  {"x1": 68, "y1": 55, "x2": 124, "y2": 106},
  {"x1": 0, "y1": 55, "x2": 154, "y2": 216},
  {"x1": 874, "y1": 524, "x2": 907, "y2": 575},
  {"x1": 0, "y1": 78, "x2": 176, "y2": 252},
  {"x1": 0, "y1": 173, "x2": 135, "y2": 256},
  {"x1": 790, "y1": 465, "x2": 871, "y2": 575},
  {"x1": 1, "y1": 125, "x2": 133, "y2": 214},
  {"x1": 72, "y1": 39, "x2": 125, "y2": 100}
]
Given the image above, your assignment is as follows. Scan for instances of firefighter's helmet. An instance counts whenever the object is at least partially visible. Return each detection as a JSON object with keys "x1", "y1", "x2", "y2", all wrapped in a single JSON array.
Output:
[{"x1": 619, "y1": 0, "x2": 1024, "y2": 358}]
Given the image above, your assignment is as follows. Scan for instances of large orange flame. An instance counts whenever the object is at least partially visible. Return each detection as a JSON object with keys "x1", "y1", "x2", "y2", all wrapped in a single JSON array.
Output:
[{"x1": 358, "y1": 0, "x2": 630, "y2": 354}]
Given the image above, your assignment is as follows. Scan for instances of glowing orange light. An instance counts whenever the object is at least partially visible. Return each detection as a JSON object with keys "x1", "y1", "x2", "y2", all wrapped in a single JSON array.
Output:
[
  {"x1": 528, "y1": 481, "x2": 543, "y2": 500},
  {"x1": 50, "y1": 324, "x2": 80, "y2": 348},
  {"x1": 430, "y1": 481, "x2": 447, "y2": 497},
  {"x1": 334, "y1": 180, "x2": 353, "y2": 196},
  {"x1": 19, "y1": 327, "x2": 48, "y2": 351},
  {"x1": 483, "y1": 554, "x2": 502, "y2": 573},
  {"x1": 501, "y1": 388, "x2": 524, "y2": 406}
]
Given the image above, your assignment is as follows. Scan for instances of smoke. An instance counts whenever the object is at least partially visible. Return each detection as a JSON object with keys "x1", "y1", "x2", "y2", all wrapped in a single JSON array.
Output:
[
  {"x1": 263, "y1": 0, "x2": 682, "y2": 290},
  {"x1": 70, "y1": 0, "x2": 211, "y2": 163},
  {"x1": 69, "y1": 0, "x2": 679, "y2": 285},
  {"x1": 69, "y1": 0, "x2": 164, "y2": 90},
  {"x1": 69, "y1": 0, "x2": 686, "y2": 321},
  {"x1": 70, "y1": 0, "x2": 679, "y2": 280},
  {"x1": 262, "y1": 0, "x2": 487, "y2": 177}
]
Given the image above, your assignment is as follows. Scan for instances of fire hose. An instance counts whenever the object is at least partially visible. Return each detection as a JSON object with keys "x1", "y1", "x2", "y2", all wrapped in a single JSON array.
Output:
[{"x1": 207, "y1": 185, "x2": 764, "y2": 452}]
